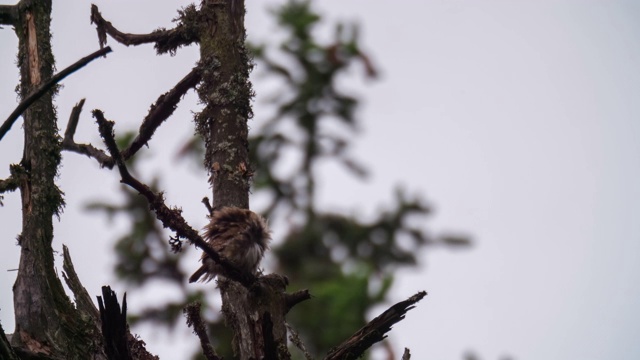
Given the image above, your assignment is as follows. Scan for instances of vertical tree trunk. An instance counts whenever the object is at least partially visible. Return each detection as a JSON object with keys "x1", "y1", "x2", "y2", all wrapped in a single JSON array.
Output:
[
  {"x1": 196, "y1": 0, "x2": 253, "y2": 209},
  {"x1": 194, "y1": 1, "x2": 290, "y2": 358},
  {"x1": 10, "y1": 1, "x2": 97, "y2": 358}
]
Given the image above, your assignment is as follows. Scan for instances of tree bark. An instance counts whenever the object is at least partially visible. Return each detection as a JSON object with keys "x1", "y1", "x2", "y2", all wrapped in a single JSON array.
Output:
[
  {"x1": 9, "y1": 1, "x2": 99, "y2": 358},
  {"x1": 194, "y1": 1, "x2": 290, "y2": 358}
]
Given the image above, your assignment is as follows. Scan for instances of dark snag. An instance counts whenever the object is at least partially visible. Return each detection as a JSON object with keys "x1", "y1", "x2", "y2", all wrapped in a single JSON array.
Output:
[
  {"x1": 0, "y1": 46, "x2": 112, "y2": 141},
  {"x1": 63, "y1": 68, "x2": 200, "y2": 167},
  {"x1": 184, "y1": 302, "x2": 221, "y2": 360},
  {"x1": 402, "y1": 347, "x2": 411, "y2": 360},
  {"x1": 97, "y1": 286, "x2": 132, "y2": 360},
  {"x1": 324, "y1": 291, "x2": 427, "y2": 360},
  {"x1": 92, "y1": 109, "x2": 256, "y2": 287}
]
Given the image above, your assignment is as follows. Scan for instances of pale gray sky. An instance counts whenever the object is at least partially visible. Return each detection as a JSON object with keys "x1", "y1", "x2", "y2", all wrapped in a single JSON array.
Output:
[{"x1": 1, "y1": 1, "x2": 639, "y2": 359}]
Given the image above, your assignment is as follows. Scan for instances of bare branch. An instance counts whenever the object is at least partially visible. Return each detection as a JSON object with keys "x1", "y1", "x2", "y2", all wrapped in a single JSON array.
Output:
[
  {"x1": 92, "y1": 109, "x2": 256, "y2": 287},
  {"x1": 0, "y1": 5, "x2": 16, "y2": 26},
  {"x1": 285, "y1": 289, "x2": 312, "y2": 313},
  {"x1": 324, "y1": 291, "x2": 427, "y2": 360},
  {"x1": 286, "y1": 322, "x2": 314, "y2": 360},
  {"x1": 184, "y1": 302, "x2": 221, "y2": 360},
  {"x1": 63, "y1": 67, "x2": 199, "y2": 167},
  {"x1": 0, "y1": 47, "x2": 112, "y2": 141},
  {"x1": 120, "y1": 67, "x2": 201, "y2": 161},
  {"x1": 62, "y1": 99, "x2": 114, "y2": 167},
  {"x1": 90, "y1": 4, "x2": 198, "y2": 54}
]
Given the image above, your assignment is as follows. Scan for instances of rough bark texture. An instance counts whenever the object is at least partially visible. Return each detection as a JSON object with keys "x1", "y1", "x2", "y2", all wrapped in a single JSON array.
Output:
[
  {"x1": 219, "y1": 275, "x2": 291, "y2": 360},
  {"x1": 196, "y1": 0, "x2": 253, "y2": 210},
  {"x1": 194, "y1": 1, "x2": 290, "y2": 358},
  {"x1": 9, "y1": 1, "x2": 98, "y2": 358}
]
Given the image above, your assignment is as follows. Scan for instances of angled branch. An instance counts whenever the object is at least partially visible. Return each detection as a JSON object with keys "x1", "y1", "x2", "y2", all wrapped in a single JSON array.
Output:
[
  {"x1": 284, "y1": 289, "x2": 312, "y2": 313},
  {"x1": 184, "y1": 302, "x2": 221, "y2": 360},
  {"x1": 62, "y1": 99, "x2": 114, "y2": 167},
  {"x1": 120, "y1": 67, "x2": 201, "y2": 160},
  {"x1": 93, "y1": 109, "x2": 256, "y2": 287},
  {"x1": 0, "y1": 5, "x2": 16, "y2": 26},
  {"x1": 324, "y1": 291, "x2": 427, "y2": 360},
  {"x1": 90, "y1": 4, "x2": 198, "y2": 54},
  {"x1": 0, "y1": 46, "x2": 112, "y2": 141},
  {"x1": 63, "y1": 67, "x2": 199, "y2": 167}
]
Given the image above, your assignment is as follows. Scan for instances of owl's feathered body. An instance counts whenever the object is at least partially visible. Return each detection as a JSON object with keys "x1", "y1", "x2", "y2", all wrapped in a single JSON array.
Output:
[{"x1": 189, "y1": 207, "x2": 271, "y2": 283}]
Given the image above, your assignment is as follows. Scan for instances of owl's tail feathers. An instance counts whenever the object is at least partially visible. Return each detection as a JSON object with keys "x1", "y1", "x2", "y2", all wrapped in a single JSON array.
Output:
[{"x1": 189, "y1": 265, "x2": 208, "y2": 283}]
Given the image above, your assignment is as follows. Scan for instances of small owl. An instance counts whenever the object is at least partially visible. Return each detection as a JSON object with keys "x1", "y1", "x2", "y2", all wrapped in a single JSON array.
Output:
[{"x1": 189, "y1": 207, "x2": 271, "y2": 283}]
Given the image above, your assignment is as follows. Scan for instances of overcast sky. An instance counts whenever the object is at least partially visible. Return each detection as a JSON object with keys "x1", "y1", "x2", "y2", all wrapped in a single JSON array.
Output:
[{"x1": 1, "y1": 1, "x2": 640, "y2": 359}]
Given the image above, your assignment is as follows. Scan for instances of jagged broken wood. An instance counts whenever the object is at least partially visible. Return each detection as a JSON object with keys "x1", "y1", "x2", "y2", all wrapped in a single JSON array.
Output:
[{"x1": 324, "y1": 291, "x2": 427, "y2": 360}]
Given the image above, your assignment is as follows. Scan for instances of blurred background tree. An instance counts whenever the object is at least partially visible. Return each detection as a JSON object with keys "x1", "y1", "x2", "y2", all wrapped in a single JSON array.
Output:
[{"x1": 88, "y1": 1, "x2": 469, "y2": 358}]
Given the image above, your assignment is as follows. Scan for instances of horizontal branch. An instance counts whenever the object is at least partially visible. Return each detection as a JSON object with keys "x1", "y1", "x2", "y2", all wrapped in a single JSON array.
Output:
[
  {"x1": 0, "y1": 5, "x2": 16, "y2": 26},
  {"x1": 92, "y1": 109, "x2": 256, "y2": 287},
  {"x1": 0, "y1": 175, "x2": 18, "y2": 194},
  {"x1": 324, "y1": 291, "x2": 427, "y2": 360},
  {"x1": 0, "y1": 46, "x2": 112, "y2": 142},
  {"x1": 285, "y1": 289, "x2": 312, "y2": 313},
  {"x1": 90, "y1": 4, "x2": 197, "y2": 54}
]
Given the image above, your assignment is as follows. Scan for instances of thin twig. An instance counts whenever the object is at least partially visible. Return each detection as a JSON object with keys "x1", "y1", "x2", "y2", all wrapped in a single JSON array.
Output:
[
  {"x1": 286, "y1": 322, "x2": 314, "y2": 360},
  {"x1": 0, "y1": 47, "x2": 112, "y2": 141},
  {"x1": 184, "y1": 302, "x2": 221, "y2": 360},
  {"x1": 324, "y1": 291, "x2": 427, "y2": 360},
  {"x1": 92, "y1": 109, "x2": 256, "y2": 287}
]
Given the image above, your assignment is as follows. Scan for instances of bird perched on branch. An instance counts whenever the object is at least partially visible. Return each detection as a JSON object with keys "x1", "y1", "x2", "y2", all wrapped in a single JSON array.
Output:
[{"x1": 189, "y1": 207, "x2": 271, "y2": 283}]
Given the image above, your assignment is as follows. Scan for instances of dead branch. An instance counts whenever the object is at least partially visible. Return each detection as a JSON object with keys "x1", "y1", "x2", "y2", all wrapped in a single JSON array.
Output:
[
  {"x1": 120, "y1": 67, "x2": 201, "y2": 160},
  {"x1": 92, "y1": 109, "x2": 256, "y2": 287},
  {"x1": 402, "y1": 348, "x2": 411, "y2": 360},
  {"x1": 0, "y1": 5, "x2": 16, "y2": 26},
  {"x1": 324, "y1": 291, "x2": 427, "y2": 360},
  {"x1": 0, "y1": 175, "x2": 18, "y2": 194},
  {"x1": 90, "y1": 4, "x2": 198, "y2": 54},
  {"x1": 62, "y1": 99, "x2": 114, "y2": 167},
  {"x1": 0, "y1": 46, "x2": 111, "y2": 141},
  {"x1": 285, "y1": 289, "x2": 312, "y2": 313},
  {"x1": 63, "y1": 67, "x2": 200, "y2": 167},
  {"x1": 184, "y1": 302, "x2": 221, "y2": 360}
]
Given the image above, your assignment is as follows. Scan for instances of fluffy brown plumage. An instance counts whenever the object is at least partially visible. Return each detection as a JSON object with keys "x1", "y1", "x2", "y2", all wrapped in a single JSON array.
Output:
[{"x1": 189, "y1": 207, "x2": 271, "y2": 283}]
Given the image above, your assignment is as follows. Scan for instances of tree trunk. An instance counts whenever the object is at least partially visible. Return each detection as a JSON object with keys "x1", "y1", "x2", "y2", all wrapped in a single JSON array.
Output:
[
  {"x1": 9, "y1": 1, "x2": 100, "y2": 358},
  {"x1": 195, "y1": 1, "x2": 291, "y2": 358}
]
